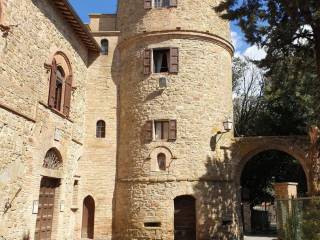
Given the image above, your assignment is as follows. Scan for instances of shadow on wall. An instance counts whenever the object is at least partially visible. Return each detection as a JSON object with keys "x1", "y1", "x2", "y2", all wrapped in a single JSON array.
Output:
[{"x1": 194, "y1": 147, "x2": 240, "y2": 240}]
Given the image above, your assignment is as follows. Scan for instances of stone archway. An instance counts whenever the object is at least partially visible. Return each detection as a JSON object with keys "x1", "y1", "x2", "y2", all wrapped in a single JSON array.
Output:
[
  {"x1": 233, "y1": 136, "x2": 311, "y2": 236},
  {"x1": 233, "y1": 136, "x2": 311, "y2": 191}
]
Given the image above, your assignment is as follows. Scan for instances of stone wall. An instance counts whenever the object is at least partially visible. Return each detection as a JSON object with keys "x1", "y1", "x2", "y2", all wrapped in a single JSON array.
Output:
[
  {"x1": 0, "y1": 0, "x2": 90, "y2": 239},
  {"x1": 115, "y1": 0, "x2": 236, "y2": 238},
  {"x1": 79, "y1": 16, "x2": 119, "y2": 239},
  {"x1": 117, "y1": 0, "x2": 231, "y2": 41}
]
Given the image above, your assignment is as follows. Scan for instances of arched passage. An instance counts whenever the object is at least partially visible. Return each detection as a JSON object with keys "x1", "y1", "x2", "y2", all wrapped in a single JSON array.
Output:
[
  {"x1": 82, "y1": 195, "x2": 95, "y2": 239},
  {"x1": 174, "y1": 195, "x2": 196, "y2": 240},
  {"x1": 238, "y1": 149, "x2": 308, "y2": 235}
]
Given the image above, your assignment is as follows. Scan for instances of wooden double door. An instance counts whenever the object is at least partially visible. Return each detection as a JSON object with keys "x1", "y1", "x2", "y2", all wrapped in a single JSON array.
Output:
[
  {"x1": 174, "y1": 195, "x2": 196, "y2": 240},
  {"x1": 34, "y1": 177, "x2": 60, "y2": 240}
]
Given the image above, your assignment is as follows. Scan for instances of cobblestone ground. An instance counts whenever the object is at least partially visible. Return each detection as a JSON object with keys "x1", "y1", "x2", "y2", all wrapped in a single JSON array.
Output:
[{"x1": 244, "y1": 236, "x2": 277, "y2": 240}]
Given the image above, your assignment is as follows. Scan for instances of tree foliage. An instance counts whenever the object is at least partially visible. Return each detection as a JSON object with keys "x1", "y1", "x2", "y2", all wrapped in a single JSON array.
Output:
[
  {"x1": 241, "y1": 150, "x2": 307, "y2": 205},
  {"x1": 215, "y1": 0, "x2": 320, "y2": 121}
]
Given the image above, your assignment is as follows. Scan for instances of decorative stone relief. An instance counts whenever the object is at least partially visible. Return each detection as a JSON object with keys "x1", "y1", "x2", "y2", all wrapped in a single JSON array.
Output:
[{"x1": 43, "y1": 148, "x2": 62, "y2": 170}]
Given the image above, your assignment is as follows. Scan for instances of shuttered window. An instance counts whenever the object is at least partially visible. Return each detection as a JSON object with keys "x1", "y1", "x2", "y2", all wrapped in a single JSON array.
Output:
[
  {"x1": 145, "y1": 0, "x2": 177, "y2": 9},
  {"x1": 147, "y1": 48, "x2": 179, "y2": 74},
  {"x1": 48, "y1": 59, "x2": 58, "y2": 108},
  {"x1": 168, "y1": 120, "x2": 177, "y2": 140},
  {"x1": 146, "y1": 120, "x2": 177, "y2": 141},
  {"x1": 144, "y1": 0, "x2": 152, "y2": 9},
  {"x1": 47, "y1": 54, "x2": 73, "y2": 118},
  {"x1": 144, "y1": 49, "x2": 152, "y2": 75},
  {"x1": 63, "y1": 75, "x2": 72, "y2": 117},
  {"x1": 169, "y1": 48, "x2": 179, "y2": 73},
  {"x1": 146, "y1": 121, "x2": 153, "y2": 141}
]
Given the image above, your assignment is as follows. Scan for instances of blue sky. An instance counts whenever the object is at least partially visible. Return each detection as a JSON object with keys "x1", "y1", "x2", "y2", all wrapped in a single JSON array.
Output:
[{"x1": 69, "y1": 0, "x2": 265, "y2": 59}]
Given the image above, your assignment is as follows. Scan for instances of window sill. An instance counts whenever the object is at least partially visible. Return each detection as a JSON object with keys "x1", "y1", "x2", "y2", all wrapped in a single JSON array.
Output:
[
  {"x1": 39, "y1": 101, "x2": 73, "y2": 123},
  {"x1": 151, "y1": 139, "x2": 176, "y2": 142}
]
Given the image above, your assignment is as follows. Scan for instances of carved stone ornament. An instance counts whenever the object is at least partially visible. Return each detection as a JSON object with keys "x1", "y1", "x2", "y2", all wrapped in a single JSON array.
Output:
[{"x1": 43, "y1": 149, "x2": 62, "y2": 169}]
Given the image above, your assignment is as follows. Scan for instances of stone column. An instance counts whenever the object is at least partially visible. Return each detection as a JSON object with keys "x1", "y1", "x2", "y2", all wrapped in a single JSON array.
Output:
[
  {"x1": 273, "y1": 182, "x2": 298, "y2": 239},
  {"x1": 242, "y1": 203, "x2": 252, "y2": 233}
]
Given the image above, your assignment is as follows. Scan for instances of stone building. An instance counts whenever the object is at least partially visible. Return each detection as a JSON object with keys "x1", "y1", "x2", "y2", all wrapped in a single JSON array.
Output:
[{"x1": 0, "y1": 0, "x2": 316, "y2": 240}]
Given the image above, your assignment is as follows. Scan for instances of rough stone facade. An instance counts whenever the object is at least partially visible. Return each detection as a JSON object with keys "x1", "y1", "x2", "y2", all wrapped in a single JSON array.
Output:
[
  {"x1": 0, "y1": 1, "x2": 315, "y2": 240},
  {"x1": 0, "y1": 0, "x2": 90, "y2": 239}
]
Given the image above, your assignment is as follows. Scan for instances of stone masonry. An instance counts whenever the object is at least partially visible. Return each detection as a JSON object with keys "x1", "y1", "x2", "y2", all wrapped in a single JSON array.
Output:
[{"x1": 0, "y1": 1, "x2": 316, "y2": 240}]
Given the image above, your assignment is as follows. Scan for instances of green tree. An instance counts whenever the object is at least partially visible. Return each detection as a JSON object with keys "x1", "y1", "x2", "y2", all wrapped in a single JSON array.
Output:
[{"x1": 215, "y1": 0, "x2": 320, "y2": 85}]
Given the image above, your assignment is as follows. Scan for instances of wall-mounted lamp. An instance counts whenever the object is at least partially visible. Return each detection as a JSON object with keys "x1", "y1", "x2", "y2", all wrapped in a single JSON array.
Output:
[
  {"x1": 210, "y1": 118, "x2": 233, "y2": 151},
  {"x1": 222, "y1": 118, "x2": 233, "y2": 133}
]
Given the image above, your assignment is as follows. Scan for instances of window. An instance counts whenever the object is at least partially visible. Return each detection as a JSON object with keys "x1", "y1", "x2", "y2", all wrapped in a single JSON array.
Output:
[
  {"x1": 101, "y1": 39, "x2": 109, "y2": 55},
  {"x1": 155, "y1": 120, "x2": 169, "y2": 140},
  {"x1": 143, "y1": 48, "x2": 179, "y2": 75},
  {"x1": 154, "y1": 0, "x2": 170, "y2": 8},
  {"x1": 145, "y1": 120, "x2": 177, "y2": 141},
  {"x1": 157, "y1": 153, "x2": 166, "y2": 171},
  {"x1": 153, "y1": 49, "x2": 170, "y2": 73},
  {"x1": 144, "y1": 0, "x2": 177, "y2": 9},
  {"x1": 48, "y1": 53, "x2": 73, "y2": 117},
  {"x1": 96, "y1": 120, "x2": 106, "y2": 138},
  {"x1": 54, "y1": 67, "x2": 64, "y2": 111}
]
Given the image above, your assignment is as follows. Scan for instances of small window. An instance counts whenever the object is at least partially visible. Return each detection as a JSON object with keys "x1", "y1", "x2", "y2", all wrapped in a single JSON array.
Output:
[
  {"x1": 145, "y1": 120, "x2": 177, "y2": 141},
  {"x1": 144, "y1": 222, "x2": 161, "y2": 228},
  {"x1": 157, "y1": 153, "x2": 166, "y2": 171},
  {"x1": 153, "y1": 49, "x2": 170, "y2": 73},
  {"x1": 101, "y1": 39, "x2": 109, "y2": 55},
  {"x1": 96, "y1": 120, "x2": 106, "y2": 138},
  {"x1": 154, "y1": 0, "x2": 170, "y2": 8},
  {"x1": 155, "y1": 120, "x2": 169, "y2": 140},
  {"x1": 54, "y1": 67, "x2": 64, "y2": 111}
]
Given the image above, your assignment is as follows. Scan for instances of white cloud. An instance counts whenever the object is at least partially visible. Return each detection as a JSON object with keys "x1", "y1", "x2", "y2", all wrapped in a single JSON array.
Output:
[{"x1": 243, "y1": 45, "x2": 267, "y2": 61}]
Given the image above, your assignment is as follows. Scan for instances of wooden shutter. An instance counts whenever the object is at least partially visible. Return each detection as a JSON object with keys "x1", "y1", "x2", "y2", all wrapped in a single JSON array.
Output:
[
  {"x1": 168, "y1": 120, "x2": 177, "y2": 141},
  {"x1": 48, "y1": 59, "x2": 57, "y2": 107},
  {"x1": 170, "y1": 0, "x2": 177, "y2": 7},
  {"x1": 169, "y1": 48, "x2": 179, "y2": 73},
  {"x1": 143, "y1": 49, "x2": 152, "y2": 75},
  {"x1": 63, "y1": 75, "x2": 72, "y2": 117},
  {"x1": 146, "y1": 120, "x2": 153, "y2": 141},
  {"x1": 144, "y1": 0, "x2": 152, "y2": 9}
]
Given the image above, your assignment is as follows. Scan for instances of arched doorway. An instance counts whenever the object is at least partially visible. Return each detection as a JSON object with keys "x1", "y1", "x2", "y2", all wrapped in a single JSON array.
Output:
[
  {"x1": 35, "y1": 148, "x2": 63, "y2": 240},
  {"x1": 82, "y1": 196, "x2": 95, "y2": 239},
  {"x1": 239, "y1": 150, "x2": 308, "y2": 236},
  {"x1": 174, "y1": 195, "x2": 196, "y2": 240}
]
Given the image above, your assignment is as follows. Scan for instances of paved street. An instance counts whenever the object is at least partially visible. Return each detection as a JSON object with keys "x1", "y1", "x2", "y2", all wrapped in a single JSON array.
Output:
[{"x1": 244, "y1": 236, "x2": 277, "y2": 240}]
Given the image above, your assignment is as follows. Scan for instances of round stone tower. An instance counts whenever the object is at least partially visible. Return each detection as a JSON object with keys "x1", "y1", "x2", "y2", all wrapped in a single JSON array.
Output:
[{"x1": 115, "y1": 1, "x2": 236, "y2": 239}]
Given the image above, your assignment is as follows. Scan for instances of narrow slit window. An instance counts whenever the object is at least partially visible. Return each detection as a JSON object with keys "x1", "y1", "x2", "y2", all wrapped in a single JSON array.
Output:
[
  {"x1": 153, "y1": 49, "x2": 170, "y2": 73},
  {"x1": 157, "y1": 153, "x2": 166, "y2": 171},
  {"x1": 96, "y1": 120, "x2": 106, "y2": 138},
  {"x1": 101, "y1": 39, "x2": 109, "y2": 55}
]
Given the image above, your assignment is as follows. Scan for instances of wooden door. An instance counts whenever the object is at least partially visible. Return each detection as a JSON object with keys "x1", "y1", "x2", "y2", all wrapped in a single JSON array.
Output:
[
  {"x1": 174, "y1": 195, "x2": 196, "y2": 240},
  {"x1": 81, "y1": 196, "x2": 95, "y2": 239},
  {"x1": 34, "y1": 177, "x2": 59, "y2": 240}
]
